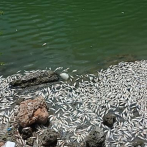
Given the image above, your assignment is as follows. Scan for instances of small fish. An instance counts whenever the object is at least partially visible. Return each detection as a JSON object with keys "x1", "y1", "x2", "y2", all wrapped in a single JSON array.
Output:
[
  {"x1": 42, "y1": 43, "x2": 47, "y2": 46},
  {"x1": 72, "y1": 70, "x2": 77, "y2": 73}
]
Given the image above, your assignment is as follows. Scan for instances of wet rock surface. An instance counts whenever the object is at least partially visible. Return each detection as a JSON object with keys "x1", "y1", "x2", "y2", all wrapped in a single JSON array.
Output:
[
  {"x1": 17, "y1": 96, "x2": 49, "y2": 127},
  {"x1": 103, "y1": 113, "x2": 116, "y2": 128},
  {"x1": 39, "y1": 128, "x2": 58, "y2": 147},
  {"x1": 85, "y1": 127, "x2": 105, "y2": 147},
  {"x1": 10, "y1": 70, "x2": 59, "y2": 88}
]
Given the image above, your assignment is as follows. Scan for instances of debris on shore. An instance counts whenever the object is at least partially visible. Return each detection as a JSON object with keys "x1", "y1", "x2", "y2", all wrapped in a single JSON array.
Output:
[
  {"x1": 1, "y1": 61, "x2": 147, "y2": 146},
  {"x1": 9, "y1": 70, "x2": 59, "y2": 88}
]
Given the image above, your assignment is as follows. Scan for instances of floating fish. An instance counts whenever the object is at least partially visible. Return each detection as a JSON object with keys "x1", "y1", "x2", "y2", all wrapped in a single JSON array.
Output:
[{"x1": 42, "y1": 43, "x2": 47, "y2": 46}]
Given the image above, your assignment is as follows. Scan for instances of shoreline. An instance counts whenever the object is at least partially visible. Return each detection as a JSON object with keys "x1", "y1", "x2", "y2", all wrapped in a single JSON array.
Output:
[{"x1": 0, "y1": 60, "x2": 147, "y2": 146}]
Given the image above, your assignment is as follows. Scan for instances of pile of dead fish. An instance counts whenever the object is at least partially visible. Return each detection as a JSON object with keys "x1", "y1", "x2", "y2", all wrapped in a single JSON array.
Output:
[{"x1": 0, "y1": 61, "x2": 147, "y2": 146}]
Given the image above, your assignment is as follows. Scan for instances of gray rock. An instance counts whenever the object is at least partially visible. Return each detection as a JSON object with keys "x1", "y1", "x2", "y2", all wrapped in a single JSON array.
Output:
[
  {"x1": 39, "y1": 129, "x2": 58, "y2": 146},
  {"x1": 132, "y1": 108, "x2": 140, "y2": 118},
  {"x1": 85, "y1": 126, "x2": 105, "y2": 147},
  {"x1": 10, "y1": 70, "x2": 59, "y2": 88},
  {"x1": 103, "y1": 113, "x2": 116, "y2": 128},
  {"x1": 15, "y1": 97, "x2": 25, "y2": 105}
]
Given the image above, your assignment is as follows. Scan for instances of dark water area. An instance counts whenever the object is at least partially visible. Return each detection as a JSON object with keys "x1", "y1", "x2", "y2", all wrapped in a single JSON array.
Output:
[{"x1": 0, "y1": 0, "x2": 147, "y2": 77}]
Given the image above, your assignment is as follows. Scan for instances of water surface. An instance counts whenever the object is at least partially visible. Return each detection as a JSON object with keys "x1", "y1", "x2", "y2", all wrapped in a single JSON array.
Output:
[{"x1": 0, "y1": 0, "x2": 147, "y2": 76}]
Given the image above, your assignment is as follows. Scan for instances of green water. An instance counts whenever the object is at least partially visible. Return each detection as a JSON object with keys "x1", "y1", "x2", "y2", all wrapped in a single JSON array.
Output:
[{"x1": 0, "y1": 0, "x2": 147, "y2": 76}]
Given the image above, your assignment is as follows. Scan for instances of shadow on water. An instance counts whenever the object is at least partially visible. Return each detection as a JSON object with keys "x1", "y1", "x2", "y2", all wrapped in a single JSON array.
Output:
[{"x1": 81, "y1": 53, "x2": 138, "y2": 75}]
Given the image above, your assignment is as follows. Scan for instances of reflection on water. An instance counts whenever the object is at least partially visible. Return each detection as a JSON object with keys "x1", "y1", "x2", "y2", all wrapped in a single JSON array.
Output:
[{"x1": 0, "y1": 0, "x2": 147, "y2": 76}]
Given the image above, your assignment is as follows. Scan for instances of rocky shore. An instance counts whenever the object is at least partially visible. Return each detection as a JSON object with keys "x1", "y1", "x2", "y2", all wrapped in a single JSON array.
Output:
[{"x1": 0, "y1": 61, "x2": 147, "y2": 146}]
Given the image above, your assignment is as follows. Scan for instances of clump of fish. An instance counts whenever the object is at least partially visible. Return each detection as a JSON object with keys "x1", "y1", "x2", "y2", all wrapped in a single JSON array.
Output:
[{"x1": 0, "y1": 61, "x2": 147, "y2": 146}]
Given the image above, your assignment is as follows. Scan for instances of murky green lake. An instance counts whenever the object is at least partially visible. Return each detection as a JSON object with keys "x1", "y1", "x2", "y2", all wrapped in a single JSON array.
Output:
[{"x1": 0, "y1": 0, "x2": 147, "y2": 76}]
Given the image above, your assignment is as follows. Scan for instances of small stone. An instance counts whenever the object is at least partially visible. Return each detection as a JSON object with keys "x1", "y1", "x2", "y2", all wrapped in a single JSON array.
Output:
[
  {"x1": 40, "y1": 129, "x2": 58, "y2": 146},
  {"x1": 21, "y1": 127, "x2": 32, "y2": 140},
  {"x1": 85, "y1": 126, "x2": 105, "y2": 147},
  {"x1": 103, "y1": 113, "x2": 116, "y2": 128},
  {"x1": 132, "y1": 138, "x2": 144, "y2": 147},
  {"x1": 132, "y1": 108, "x2": 139, "y2": 117},
  {"x1": 15, "y1": 98, "x2": 24, "y2": 105}
]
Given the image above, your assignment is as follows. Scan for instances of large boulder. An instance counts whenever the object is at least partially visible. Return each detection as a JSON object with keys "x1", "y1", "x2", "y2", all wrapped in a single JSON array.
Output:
[
  {"x1": 10, "y1": 70, "x2": 59, "y2": 88},
  {"x1": 85, "y1": 127, "x2": 105, "y2": 147},
  {"x1": 17, "y1": 96, "x2": 49, "y2": 127}
]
